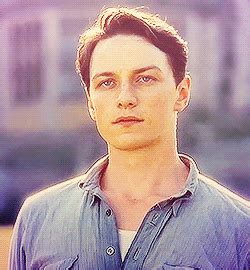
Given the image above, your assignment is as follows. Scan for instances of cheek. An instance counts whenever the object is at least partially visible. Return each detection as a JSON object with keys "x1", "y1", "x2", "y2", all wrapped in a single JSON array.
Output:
[
  {"x1": 90, "y1": 95, "x2": 105, "y2": 112},
  {"x1": 91, "y1": 97, "x2": 112, "y2": 125},
  {"x1": 91, "y1": 91, "x2": 116, "y2": 110},
  {"x1": 145, "y1": 92, "x2": 173, "y2": 114}
]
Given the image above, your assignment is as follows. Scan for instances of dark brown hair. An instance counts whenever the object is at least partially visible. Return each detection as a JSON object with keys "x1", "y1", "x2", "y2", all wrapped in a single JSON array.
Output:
[{"x1": 76, "y1": 7, "x2": 188, "y2": 91}]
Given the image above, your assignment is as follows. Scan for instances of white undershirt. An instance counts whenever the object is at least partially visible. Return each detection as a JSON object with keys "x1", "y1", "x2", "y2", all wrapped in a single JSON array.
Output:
[{"x1": 118, "y1": 229, "x2": 137, "y2": 261}]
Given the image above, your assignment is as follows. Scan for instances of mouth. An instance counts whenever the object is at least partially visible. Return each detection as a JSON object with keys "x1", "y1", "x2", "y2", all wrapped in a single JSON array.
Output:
[{"x1": 113, "y1": 116, "x2": 144, "y2": 126}]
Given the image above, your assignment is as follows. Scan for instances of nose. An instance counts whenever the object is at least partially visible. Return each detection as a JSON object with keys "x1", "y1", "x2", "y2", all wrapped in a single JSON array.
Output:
[{"x1": 116, "y1": 83, "x2": 137, "y2": 109}]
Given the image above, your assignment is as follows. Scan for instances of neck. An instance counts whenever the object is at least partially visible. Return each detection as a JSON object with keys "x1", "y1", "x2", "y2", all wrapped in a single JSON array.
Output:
[{"x1": 101, "y1": 138, "x2": 189, "y2": 199}]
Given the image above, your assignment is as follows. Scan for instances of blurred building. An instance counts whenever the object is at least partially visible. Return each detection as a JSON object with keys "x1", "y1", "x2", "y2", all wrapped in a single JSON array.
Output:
[
  {"x1": 0, "y1": 0, "x2": 249, "y2": 223},
  {"x1": 0, "y1": 0, "x2": 108, "y2": 223},
  {"x1": 230, "y1": 0, "x2": 249, "y2": 114}
]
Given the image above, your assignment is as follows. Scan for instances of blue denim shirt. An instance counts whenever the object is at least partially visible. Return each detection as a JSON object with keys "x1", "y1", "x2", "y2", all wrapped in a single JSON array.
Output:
[{"x1": 9, "y1": 154, "x2": 249, "y2": 269}]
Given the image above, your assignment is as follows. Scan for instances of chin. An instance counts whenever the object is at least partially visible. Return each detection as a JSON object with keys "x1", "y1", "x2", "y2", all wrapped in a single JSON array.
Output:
[{"x1": 109, "y1": 136, "x2": 159, "y2": 152}]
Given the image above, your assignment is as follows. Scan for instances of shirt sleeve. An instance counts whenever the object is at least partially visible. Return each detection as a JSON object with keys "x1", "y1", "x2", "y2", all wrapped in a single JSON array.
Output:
[{"x1": 8, "y1": 199, "x2": 30, "y2": 270}]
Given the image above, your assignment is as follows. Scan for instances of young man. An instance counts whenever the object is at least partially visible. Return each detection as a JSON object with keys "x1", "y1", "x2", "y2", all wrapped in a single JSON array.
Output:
[{"x1": 9, "y1": 7, "x2": 249, "y2": 270}]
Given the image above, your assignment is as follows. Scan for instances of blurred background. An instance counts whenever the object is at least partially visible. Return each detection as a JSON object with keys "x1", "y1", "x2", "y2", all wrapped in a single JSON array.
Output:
[{"x1": 0, "y1": 0, "x2": 249, "y2": 267}]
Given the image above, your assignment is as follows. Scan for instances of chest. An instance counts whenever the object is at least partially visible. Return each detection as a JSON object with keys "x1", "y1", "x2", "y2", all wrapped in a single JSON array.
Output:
[
  {"x1": 26, "y1": 196, "x2": 239, "y2": 270},
  {"x1": 104, "y1": 194, "x2": 164, "y2": 230}
]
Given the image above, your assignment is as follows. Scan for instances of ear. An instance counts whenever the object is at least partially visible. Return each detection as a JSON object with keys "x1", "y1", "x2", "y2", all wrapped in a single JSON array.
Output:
[
  {"x1": 174, "y1": 75, "x2": 191, "y2": 113},
  {"x1": 87, "y1": 95, "x2": 96, "y2": 121}
]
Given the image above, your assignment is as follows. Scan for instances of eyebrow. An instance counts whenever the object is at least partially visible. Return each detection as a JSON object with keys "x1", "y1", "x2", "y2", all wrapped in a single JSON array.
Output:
[
  {"x1": 133, "y1": 65, "x2": 162, "y2": 74},
  {"x1": 91, "y1": 65, "x2": 162, "y2": 81}
]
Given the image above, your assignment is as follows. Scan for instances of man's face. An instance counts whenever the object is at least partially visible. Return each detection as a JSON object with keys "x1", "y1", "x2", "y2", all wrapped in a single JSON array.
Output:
[{"x1": 88, "y1": 34, "x2": 188, "y2": 151}]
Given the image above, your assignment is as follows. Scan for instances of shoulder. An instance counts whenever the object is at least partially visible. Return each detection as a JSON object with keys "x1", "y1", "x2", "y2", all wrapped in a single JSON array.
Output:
[
  {"x1": 10, "y1": 174, "x2": 90, "y2": 265},
  {"x1": 19, "y1": 174, "x2": 87, "y2": 219},
  {"x1": 17, "y1": 155, "x2": 108, "y2": 221},
  {"x1": 197, "y1": 173, "x2": 249, "y2": 212},
  {"x1": 193, "y1": 174, "x2": 249, "y2": 264},
  {"x1": 194, "y1": 173, "x2": 249, "y2": 230}
]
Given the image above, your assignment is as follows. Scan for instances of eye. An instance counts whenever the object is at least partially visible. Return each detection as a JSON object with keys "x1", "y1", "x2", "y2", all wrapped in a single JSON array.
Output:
[
  {"x1": 137, "y1": 75, "x2": 156, "y2": 84},
  {"x1": 98, "y1": 79, "x2": 116, "y2": 89}
]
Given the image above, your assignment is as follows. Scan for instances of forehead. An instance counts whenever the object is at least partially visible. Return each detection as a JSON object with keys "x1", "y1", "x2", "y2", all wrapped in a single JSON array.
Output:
[{"x1": 89, "y1": 34, "x2": 172, "y2": 77}]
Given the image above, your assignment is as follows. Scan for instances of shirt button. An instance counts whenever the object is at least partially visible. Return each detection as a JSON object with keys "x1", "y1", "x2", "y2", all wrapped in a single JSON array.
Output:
[
  {"x1": 106, "y1": 209, "x2": 112, "y2": 216},
  {"x1": 106, "y1": 246, "x2": 115, "y2": 256}
]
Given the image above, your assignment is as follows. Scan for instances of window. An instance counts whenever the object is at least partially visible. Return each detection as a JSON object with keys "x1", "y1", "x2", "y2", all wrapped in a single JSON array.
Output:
[
  {"x1": 10, "y1": 21, "x2": 43, "y2": 104},
  {"x1": 58, "y1": 18, "x2": 87, "y2": 102}
]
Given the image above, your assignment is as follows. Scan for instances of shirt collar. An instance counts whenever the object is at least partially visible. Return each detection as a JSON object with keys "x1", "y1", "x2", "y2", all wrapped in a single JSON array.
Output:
[
  {"x1": 78, "y1": 153, "x2": 200, "y2": 210},
  {"x1": 175, "y1": 153, "x2": 199, "y2": 198},
  {"x1": 169, "y1": 153, "x2": 199, "y2": 216},
  {"x1": 78, "y1": 155, "x2": 108, "y2": 190},
  {"x1": 78, "y1": 155, "x2": 109, "y2": 205}
]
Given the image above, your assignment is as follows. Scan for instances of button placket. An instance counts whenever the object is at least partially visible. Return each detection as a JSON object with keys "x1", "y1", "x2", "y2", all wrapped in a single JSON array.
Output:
[
  {"x1": 132, "y1": 247, "x2": 141, "y2": 261},
  {"x1": 122, "y1": 210, "x2": 158, "y2": 266},
  {"x1": 124, "y1": 206, "x2": 173, "y2": 268},
  {"x1": 149, "y1": 211, "x2": 161, "y2": 226},
  {"x1": 101, "y1": 202, "x2": 120, "y2": 264},
  {"x1": 152, "y1": 213, "x2": 160, "y2": 222}
]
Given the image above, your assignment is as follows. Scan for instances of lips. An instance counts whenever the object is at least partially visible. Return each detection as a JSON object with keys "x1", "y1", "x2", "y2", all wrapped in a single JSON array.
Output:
[{"x1": 113, "y1": 116, "x2": 144, "y2": 125}]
